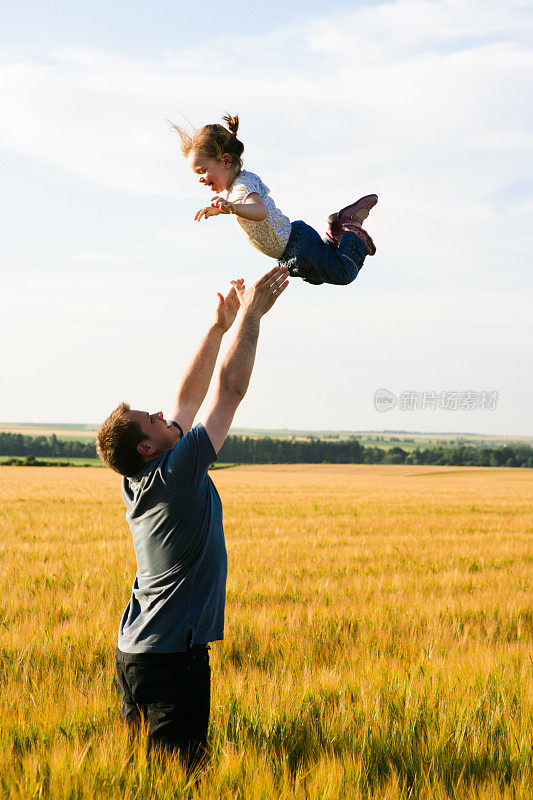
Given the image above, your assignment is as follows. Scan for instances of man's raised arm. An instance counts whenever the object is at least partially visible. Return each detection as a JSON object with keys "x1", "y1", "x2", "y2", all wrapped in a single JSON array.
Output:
[
  {"x1": 170, "y1": 281, "x2": 243, "y2": 434},
  {"x1": 202, "y1": 266, "x2": 289, "y2": 454}
]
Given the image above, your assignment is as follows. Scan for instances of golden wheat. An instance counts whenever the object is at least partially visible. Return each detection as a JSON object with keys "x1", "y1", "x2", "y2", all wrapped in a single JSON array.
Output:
[{"x1": 0, "y1": 464, "x2": 531, "y2": 799}]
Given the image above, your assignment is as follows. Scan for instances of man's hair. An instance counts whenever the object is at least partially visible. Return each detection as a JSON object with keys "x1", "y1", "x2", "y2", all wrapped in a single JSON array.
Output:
[
  {"x1": 96, "y1": 402, "x2": 145, "y2": 477},
  {"x1": 172, "y1": 113, "x2": 244, "y2": 170}
]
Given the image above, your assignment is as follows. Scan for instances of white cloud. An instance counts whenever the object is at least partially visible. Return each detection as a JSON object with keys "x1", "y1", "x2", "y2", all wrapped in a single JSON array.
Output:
[
  {"x1": 1, "y1": 0, "x2": 531, "y2": 204},
  {"x1": 0, "y1": 0, "x2": 532, "y2": 430},
  {"x1": 307, "y1": 0, "x2": 533, "y2": 55}
]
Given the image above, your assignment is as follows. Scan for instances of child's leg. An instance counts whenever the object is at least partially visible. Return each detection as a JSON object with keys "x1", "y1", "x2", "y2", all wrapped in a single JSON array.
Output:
[
  {"x1": 330, "y1": 229, "x2": 370, "y2": 284},
  {"x1": 278, "y1": 221, "x2": 370, "y2": 286}
]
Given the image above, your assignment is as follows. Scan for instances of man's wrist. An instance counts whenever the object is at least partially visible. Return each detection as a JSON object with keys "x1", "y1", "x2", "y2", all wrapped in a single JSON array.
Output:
[
  {"x1": 211, "y1": 321, "x2": 228, "y2": 335},
  {"x1": 241, "y1": 307, "x2": 262, "y2": 325}
]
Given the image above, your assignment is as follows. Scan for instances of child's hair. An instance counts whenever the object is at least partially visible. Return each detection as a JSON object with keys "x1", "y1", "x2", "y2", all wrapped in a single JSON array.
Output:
[{"x1": 173, "y1": 114, "x2": 244, "y2": 169}]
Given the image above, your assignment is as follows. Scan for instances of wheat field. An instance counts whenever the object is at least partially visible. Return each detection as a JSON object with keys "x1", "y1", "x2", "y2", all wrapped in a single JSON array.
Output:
[{"x1": 0, "y1": 464, "x2": 531, "y2": 799}]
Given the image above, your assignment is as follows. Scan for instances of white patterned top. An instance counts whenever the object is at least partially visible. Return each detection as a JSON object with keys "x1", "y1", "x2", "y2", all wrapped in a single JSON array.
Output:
[{"x1": 226, "y1": 170, "x2": 292, "y2": 259}]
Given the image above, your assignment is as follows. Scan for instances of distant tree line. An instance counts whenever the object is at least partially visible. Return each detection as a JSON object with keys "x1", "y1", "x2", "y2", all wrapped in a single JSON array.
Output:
[
  {"x1": 0, "y1": 433, "x2": 96, "y2": 459},
  {"x1": 2, "y1": 455, "x2": 72, "y2": 467},
  {"x1": 1, "y1": 432, "x2": 532, "y2": 468},
  {"x1": 218, "y1": 437, "x2": 533, "y2": 468}
]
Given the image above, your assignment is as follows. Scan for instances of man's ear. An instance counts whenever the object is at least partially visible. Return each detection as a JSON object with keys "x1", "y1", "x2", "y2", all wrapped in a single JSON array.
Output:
[{"x1": 137, "y1": 440, "x2": 155, "y2": 457}]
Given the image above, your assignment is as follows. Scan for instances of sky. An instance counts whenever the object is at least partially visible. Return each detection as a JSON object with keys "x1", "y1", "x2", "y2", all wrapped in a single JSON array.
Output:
[{"x1": 1, "y1": 0, "x2": 532, "y2": 435}]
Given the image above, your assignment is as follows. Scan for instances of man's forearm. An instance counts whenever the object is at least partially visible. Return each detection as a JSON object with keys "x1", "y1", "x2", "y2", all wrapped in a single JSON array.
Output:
[
  {"x1": 218, "y1": 312, "x2": 261, "y2": 399},
  {"x1": 200, "y1": 268, "x2": 287, "y2": 454},
  {"x1": 172, "y1": 324, "x2": 224, "y2": 412}
]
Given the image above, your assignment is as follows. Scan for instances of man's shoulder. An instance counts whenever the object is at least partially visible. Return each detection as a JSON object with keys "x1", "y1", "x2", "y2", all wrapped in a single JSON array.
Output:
[
  {"x1": 123, "y1": 424, "x2": 215, "y2": 503},
  {"x1": 152, "y1": 424, "x2": 216, "y2": 489}
]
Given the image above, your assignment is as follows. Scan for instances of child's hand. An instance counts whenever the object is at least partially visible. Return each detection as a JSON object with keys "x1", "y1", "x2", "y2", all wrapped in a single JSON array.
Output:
[
  {"x1": 195, "y1": 205, "x2": 223, "y2": 221},
  {"x1": 194, "y1": 196, "x2": 235, "y2": 221},
  {"x1": 211, "y1": 196, "x2": 234, "y2": 214}
]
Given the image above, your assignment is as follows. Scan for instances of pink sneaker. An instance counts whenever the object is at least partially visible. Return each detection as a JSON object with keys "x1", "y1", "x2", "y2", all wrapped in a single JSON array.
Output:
[{"x1": 327, "y1": 194, "x2": 378, "y2": 242}]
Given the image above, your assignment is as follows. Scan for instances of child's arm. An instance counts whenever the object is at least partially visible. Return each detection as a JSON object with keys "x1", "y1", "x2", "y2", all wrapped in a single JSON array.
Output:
[{"x1": 195, "y1": 193, "x2": 267, "y2": 222}]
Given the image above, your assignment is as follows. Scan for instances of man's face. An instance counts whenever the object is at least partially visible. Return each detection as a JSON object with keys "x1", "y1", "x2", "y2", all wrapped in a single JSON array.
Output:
[{"x1": 126, "y1": 410, "x2": 180, "y2": 459}]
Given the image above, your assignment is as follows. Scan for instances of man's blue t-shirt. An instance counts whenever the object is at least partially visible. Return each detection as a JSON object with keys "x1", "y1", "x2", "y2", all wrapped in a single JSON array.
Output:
[{"x1": 118, "y1": 424, "x2": 227, "y2": 653}]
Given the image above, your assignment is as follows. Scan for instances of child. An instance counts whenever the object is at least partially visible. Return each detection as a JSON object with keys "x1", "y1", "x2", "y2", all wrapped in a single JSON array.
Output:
[{"x1": 174, "y1": 114, "x2": 378, "y2": 286}]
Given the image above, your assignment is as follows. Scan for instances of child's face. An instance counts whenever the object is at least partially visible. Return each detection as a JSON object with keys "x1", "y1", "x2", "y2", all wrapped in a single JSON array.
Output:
[{"x1": 187, "y1": 149, "x2": 234, "y2": 194}]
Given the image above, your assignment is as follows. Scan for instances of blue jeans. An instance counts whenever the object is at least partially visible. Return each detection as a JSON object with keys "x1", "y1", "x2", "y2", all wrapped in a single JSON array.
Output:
[{"x1": 278, "y1": 220, "x2": 368, "y2": 285}]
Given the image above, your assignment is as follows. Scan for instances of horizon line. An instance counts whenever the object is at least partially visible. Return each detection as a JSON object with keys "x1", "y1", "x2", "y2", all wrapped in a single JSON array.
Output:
[{"x1": 0, "y1": 422, "x2": 532, "y2": 440}]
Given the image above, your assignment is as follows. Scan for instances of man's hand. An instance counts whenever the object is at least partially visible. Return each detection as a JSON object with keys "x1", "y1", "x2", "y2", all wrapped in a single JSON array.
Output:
[
  {"x1": 214, "y1": 280, "x2": 244, "y2": 333},
  {"x1": 232, "y1": 266, "x2": 289, "y2": 319}
]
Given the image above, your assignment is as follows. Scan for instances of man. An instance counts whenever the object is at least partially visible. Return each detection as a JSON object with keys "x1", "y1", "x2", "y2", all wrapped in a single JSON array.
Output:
[{"x1": 96, "y1": 266, "x2": 288, "y2": 769}]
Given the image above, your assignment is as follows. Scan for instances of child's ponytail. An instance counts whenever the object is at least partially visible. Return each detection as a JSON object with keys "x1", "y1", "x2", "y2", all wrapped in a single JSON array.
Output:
[
  {"x1": 173, "y1": 113, "x2": 244, "y2": 170},
  {"x1": 222, "y1": 114, "x2": 239, "y2": 137}
]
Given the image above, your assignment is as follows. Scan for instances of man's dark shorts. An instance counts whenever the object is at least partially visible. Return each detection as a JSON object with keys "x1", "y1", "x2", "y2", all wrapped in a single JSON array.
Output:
[{"x1": 115, "y1": 645, "x2": 210, "y2": 768}]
